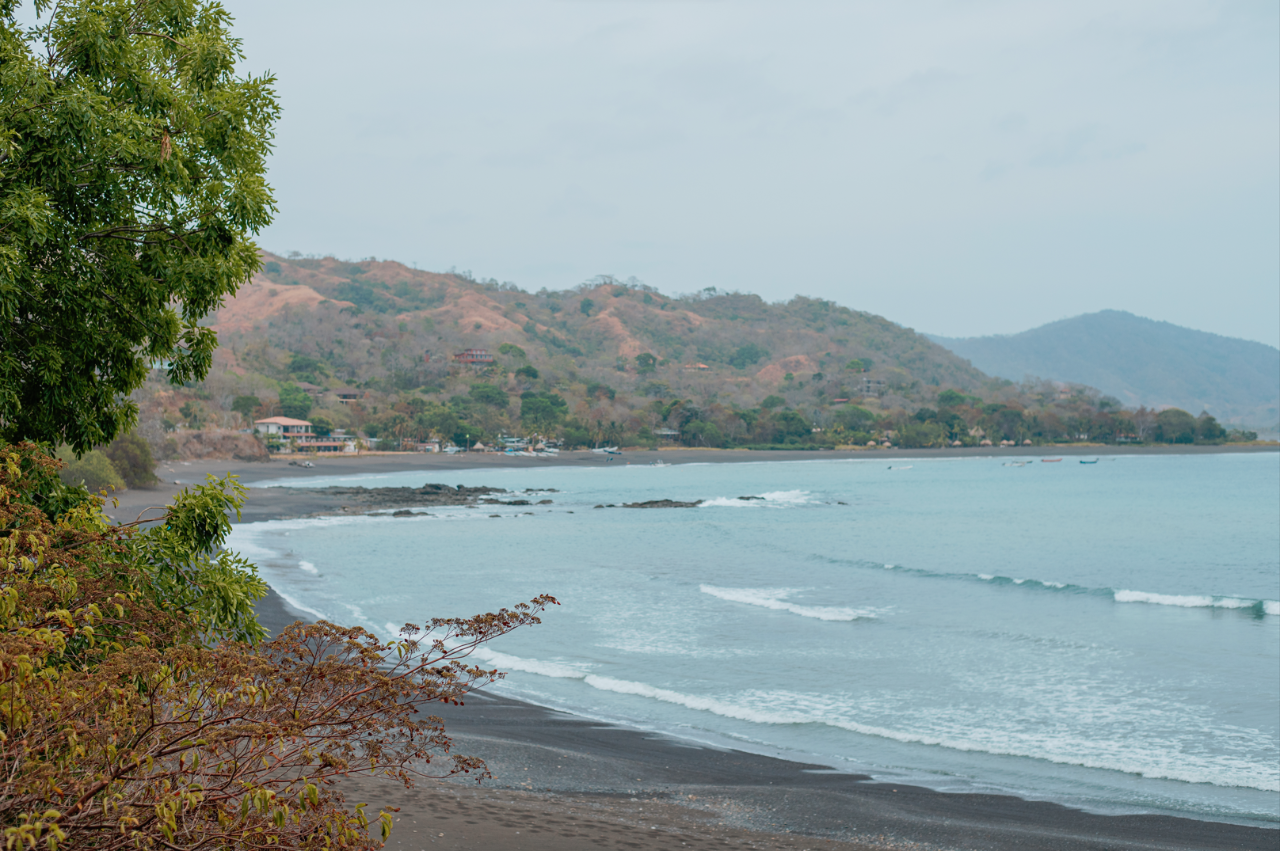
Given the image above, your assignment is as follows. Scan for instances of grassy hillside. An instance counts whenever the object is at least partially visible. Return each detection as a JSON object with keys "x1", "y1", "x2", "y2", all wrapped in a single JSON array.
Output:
[
  {"x1": 929, "y1": 311, "x2": 1280, "y2": 431},
  {"x1": 219, "y1": 253, "x2": 986, "y2": 399},
  {"x1": 127, "y1": 255, "x2": 1259, "y2": 453}
]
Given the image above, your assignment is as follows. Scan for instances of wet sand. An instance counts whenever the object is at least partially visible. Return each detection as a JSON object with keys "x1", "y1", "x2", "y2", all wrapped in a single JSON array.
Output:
[
  {"x1": 254, "y1": 592, "x2": 1276, "y2": 851},
  {"x1": 111, "y1": 447, "x2": 1278, "y2": 849}
]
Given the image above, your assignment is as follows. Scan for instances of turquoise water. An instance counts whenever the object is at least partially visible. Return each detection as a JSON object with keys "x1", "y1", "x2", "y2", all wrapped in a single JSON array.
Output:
[{"x1": 228, "y1": 453, "x2": 1280, "y2": 827}]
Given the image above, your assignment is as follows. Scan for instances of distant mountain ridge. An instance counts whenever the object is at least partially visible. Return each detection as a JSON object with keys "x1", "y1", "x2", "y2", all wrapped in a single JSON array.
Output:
[{"x1": 928, "y1": 311, "x2": 1280, "y2": 430}]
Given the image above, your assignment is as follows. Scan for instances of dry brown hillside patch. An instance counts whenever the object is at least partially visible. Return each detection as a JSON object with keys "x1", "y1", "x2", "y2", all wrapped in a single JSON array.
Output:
[
  {"x1": 756, "y1": 355, "x2": 820, "y2": 384},
  {"x1": 212, "y1": 279, "x2": 353, "y2": 333}
]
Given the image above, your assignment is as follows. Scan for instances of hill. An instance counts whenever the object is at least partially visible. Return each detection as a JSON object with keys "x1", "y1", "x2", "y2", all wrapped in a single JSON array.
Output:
[
  {"x1": 929, "y1": 311, "x2": 1280, "y2": 431},
  {"x1": 211, "y1": 252, "x2": 987, "y2": 407},
  {"x1": 125, "y1": 254, "x2": 1259, "y2": 454}
]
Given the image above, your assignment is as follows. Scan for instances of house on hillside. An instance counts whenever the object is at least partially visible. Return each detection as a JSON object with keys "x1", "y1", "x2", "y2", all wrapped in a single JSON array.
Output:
[
  {"x1": 684, "y1": 363, "x2": 710, "y2": 370},
  {"x1": 336, "y1": 391, "x2": 363, "y2": 405},
  {"x1": 293, "y1": 381, "x2": 326, "y2": 397},
  {"x1": 254, "y1": 416, "x2": 313, "y2": 438},
  {"x1": 452, "y1": 348, "x2": 494, "y2": 366}
]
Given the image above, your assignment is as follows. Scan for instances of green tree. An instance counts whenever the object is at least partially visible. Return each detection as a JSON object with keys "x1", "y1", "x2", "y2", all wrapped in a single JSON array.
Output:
[
  {"x1": 519, "y1": 392, "x2": 567, "y2": 430},
  {"x1": 278, "y1": 383, "x2": 313, "y2": 420},
  {"x1": 832, "y1": 404, "x2": 877, "y2": 432},
  {"x1": 310, "y1": 415, "x2": 333, "y2": 437},
  {"x1": 469, "y1": 382, "x2": 509, "y2": 407},
  {"x1": 498, "y1": 342, "x2": 527, "y2": 359},
  {"x1": 0, "y1": 0, "x2": 279, "y2": 454},
  {"x1": 515, "y1": 364, "x2": 539, "y2": 380},
  {"x1": 179, "y1": 400, "x2": 201, "y2": 427},
  {"x1": 728, "y1": 343, "x2": 769, "y2": 369},
  {"x1": 579, "y1": 297, "x2": 595, "y2": 316},
  {"x1": 1154, "y1": 408, "x2": 1197, "y2": 444},
  {"x1": 635, "y1": 352, "x2": 657, "y2": 374},
  {"x1": 101, "y1": 430, "x2": 157, "y2": 488},
  {"x1": 773, "y1": 410, "x2": 811, "y2": 441},
  {"x1": 1195, "y1": 411, "x2": 1226, "y2": 443},
  {"x1": 231, "y1": 393, "x2": 262, "y2": 421},
  {"x1": 760, "y1": 394, "x2": 786, "y2": 410},
  {"x1": 683, "y1": 420, "x2": 725, "y2": 447},
  {"x1": 287, "y1": 352, "x2": 328, "y2": 381}
]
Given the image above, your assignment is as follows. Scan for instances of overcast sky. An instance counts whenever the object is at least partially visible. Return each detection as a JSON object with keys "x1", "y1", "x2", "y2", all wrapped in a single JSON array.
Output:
[{"x1": 220, "y1": 0, "x2": 1278, "y2": 346}]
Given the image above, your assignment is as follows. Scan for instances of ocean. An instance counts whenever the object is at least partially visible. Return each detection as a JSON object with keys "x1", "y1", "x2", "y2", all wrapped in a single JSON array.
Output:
[{"x1": 227, "y1": 452, "x2": 1280, "y2": 828}]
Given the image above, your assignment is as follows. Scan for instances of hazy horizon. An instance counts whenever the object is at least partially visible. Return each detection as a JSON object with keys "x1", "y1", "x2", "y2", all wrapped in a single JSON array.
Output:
[{"x1": 220, "y1": 1, "x2": 1278, "y2": 347}]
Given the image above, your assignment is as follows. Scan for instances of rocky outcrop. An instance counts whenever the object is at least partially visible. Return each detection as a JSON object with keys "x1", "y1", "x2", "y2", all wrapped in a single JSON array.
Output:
[
  {"x1": 295, "y1": 483, "x2": 505, "y2": 511},
  {"x1": 621, "y1": 499, "x2": 703, "y2": 509},
  {"x1": 173, "y1": 431, "x2": 270, "y2": 461}
]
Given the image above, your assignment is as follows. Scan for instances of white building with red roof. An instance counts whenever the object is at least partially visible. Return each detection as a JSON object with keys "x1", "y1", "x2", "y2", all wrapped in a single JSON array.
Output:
[{"x1": 253, "y1": 416, "x2": 313, "y2": 438}]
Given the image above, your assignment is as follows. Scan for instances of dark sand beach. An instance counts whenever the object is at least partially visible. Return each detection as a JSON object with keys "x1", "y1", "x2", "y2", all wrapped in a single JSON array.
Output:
[{"x1": 111, "y1": 446, "x2": 1279, "y2": 850}]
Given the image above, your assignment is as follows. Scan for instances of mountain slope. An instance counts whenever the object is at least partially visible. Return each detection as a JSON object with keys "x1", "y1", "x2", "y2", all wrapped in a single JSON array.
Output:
[
  {"x1": 212, "y1": 253, "x2": 989, "y2": 411},
  {"x1": 929, "y1": 311, "x2": 1280, "y2": 428}
]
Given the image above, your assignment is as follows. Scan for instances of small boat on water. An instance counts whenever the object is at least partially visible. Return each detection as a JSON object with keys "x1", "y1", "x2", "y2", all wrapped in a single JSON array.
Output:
[
  {"x1": 1041, "y1": 458, "x2": 1063, "y2": 463},
  {"x1": 1003, "y1": 461, "x2": 1027, "y2": 467},
  {"x1": 1080, "y1": 458, "x2": 1099, "y2": 464}
]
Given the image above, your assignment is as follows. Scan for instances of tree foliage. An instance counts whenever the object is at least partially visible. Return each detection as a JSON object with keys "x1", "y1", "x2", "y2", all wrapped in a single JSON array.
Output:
[
  {"x1": 100, "y1": 430, "x2": 157, "y2": 488},
  {"x1": 0, "y1": 0, "x2": 279, "y2": 453},
  {"x1": 0, "y1": 442, "x2": 556, "y2": 850},
  {"x1": 277, "y1": 384, "x2": 312, "y2": 420}
]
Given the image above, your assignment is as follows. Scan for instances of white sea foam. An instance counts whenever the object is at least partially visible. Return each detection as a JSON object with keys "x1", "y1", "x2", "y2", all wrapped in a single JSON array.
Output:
[
  {"x1": 298, "y1": 560, "x2": 318, "y2": 574},
  {"x1": 573, "y1": 677, "x2": 1279, "y2": 792},
  {"x1": 473, "y1": 647, "x2": 591, "y2": 679},
  {"x1": 273, "y1": 588, "x2": 329, "y2": 622},
  {"x1": 1114, "y1": 590, "x2": 1276, "y2": 614},
  {"x1": 700, "y1": 585, "x2": 880, "y2": 621},
  {"x1": 699, "y1": 490, "x2": 813, "y2": 508},
  {"x1": 977, "y1": 574, "x2": 995, "y2": 581}
]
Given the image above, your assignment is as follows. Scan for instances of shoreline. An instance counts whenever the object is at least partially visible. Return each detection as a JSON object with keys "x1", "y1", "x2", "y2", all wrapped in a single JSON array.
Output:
[
  {"x1": 254, "y1": 590, "x2": 1276, "y2": 851},
  {"x1": 105, "y1": 443, "x2": 1279, "y2": 525},
  {"x1": 109, "y1": 451, "x2": 1278, "y2": 849}
]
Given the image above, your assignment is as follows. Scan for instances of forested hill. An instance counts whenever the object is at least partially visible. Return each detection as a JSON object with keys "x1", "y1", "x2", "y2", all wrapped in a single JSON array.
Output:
[
  {"x1": 929, "y1": 311, "x2": 1280, "y2": 430},
  {"x1": 212, "y1": 252, "x2": 986, "y2": 409}
]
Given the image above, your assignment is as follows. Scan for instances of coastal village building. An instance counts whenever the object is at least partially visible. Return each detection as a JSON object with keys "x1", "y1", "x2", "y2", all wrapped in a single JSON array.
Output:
[
  {"x1": 254, "y1": 417, "x2": 358, "y2": 453},
  {"x1": 253, "y1": 416, "x2": 313, "y2": 439},
  {"x1": 452, "y1": 348, "x2": 494, "y2": 366}
]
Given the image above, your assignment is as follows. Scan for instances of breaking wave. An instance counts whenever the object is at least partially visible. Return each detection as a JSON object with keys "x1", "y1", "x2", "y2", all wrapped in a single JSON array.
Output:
[
  {"x1": 1114, "y1": 590, "x2": 1279, "y2": 615},
  {"x1": 877, "y1": 563, "x2": 1277, "y2": 616},
  {"x1": 699, "y1": 585, "x2": 882, "y2": 621},
  {"x1": 699, "y1": 490, "x2": 814, "y2": 508},
  {"x1": 572, "y1": 676, "x2": 1279, "y2": 792}
]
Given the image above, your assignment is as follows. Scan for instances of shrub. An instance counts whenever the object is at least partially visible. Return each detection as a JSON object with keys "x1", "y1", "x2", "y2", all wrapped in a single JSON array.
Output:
[
  {"x1": 0, "y1": 442, "x2": 555, "y2": 851},
  {"x1": 101, "y1": 431, "x2": 158, "y2": 488},
  {"x1": 56, "y1": 448, "x2": 124, "y2": 492}
]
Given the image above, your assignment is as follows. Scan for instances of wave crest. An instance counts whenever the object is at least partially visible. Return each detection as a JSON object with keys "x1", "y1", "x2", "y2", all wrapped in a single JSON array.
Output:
[
  {"x1": 700, "y1": 585, "x2": 882, "y2": 621},
  {"x1": 1114, "y1": 590, "x2": 1278, "y2": 614}
]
